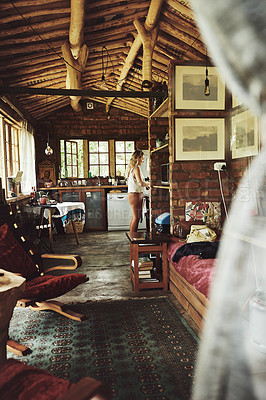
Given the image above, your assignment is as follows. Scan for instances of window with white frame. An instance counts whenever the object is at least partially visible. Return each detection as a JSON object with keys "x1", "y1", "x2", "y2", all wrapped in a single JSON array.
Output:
[
  {"x1": 60, "y1": 139, "x2": 84, "y2": 178},
  {"x1": 115, "y1": 140, "x2": 134, "y2": 177},
  {"x1": 59, "y1": 139, "x2": 135, "y2": 178},
  {"x1": 0, "y1": 116, "x2": 21, "y2": 195},
  {"x1": 88, "y1": 141, "x2": 109, "y2": 177}
]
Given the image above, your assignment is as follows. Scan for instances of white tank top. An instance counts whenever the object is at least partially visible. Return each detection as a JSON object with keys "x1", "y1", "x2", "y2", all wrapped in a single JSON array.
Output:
[{"x1": 127, "y1": 166, "x2": 144, "y2": 193}]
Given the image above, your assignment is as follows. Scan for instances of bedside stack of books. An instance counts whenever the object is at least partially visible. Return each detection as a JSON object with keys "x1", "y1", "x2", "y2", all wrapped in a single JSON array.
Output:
[{"x1": 138, "y1": 256, "x2": 159, "y2": 283}]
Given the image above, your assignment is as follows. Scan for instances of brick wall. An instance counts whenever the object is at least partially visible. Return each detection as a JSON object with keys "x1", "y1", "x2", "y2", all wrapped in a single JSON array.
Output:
[
  {"x1": 149, "y1": 117, "x2": 170, "y2": 225},
  {"x1": 171, "y1": 160, "x2": 230, "y2": 225}
]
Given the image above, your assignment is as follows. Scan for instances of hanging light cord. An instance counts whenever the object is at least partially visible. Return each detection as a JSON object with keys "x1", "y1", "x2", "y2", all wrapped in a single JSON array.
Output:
[{"x1": 218, "y1": 170, "x2": 229, "y2": 221}]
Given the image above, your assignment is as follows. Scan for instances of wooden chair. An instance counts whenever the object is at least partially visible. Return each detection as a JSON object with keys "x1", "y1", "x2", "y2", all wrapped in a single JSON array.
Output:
[
  {"x1": 0, "y1": 204, "x2": 88, "y2": 356},
  {"x1": 0, "y1": 269, "x2": 111, "y2": 400}
]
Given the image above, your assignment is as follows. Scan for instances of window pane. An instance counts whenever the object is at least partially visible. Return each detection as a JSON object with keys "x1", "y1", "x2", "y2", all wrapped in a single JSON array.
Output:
[
  {"x1": 115, "y1": 141, "x2": 124, "y2": 152},
  {"x1": 71, "y1": 142, "x2": 76, "y2": 152},
  {"x1": 89, "y1": 141, "x2": 98, "y2": 152},
  {"x1": 100, "y1": 153, "x2": 108, "y2": 164},
  {"x1": 116, "y1": 154, "x2": 125, "y2": 164},
  {"x1": 117, "y1": 165, "x2": 125, "y2": 176},
  {"x1": 72, "y1": 167, "x2": 77, "y2": 177},
  {"x1": 126, "y1": 141, "x2": 134, "y2": 152},
  {"x1": 91, "y1": 166, "x2": 99, "y2": 176},
  {"x1": 126, "y1": 153, "x2": 131, "y2": 164},
  {"x1": 66, "y1": 154, "x2": 72, "y2": 165},
  {"x1": 90, "y1": 154, "x2": 98, "y2": 164},
  {"x1": 67, "y1": 166, "x2": 72, "y2": 177},
  {"x1": 66, "y1": 141, "x2": 71, "y2": 152},
  {"x1": 100, "y1": 165, "x2": 109, "y2": 177},
  {"x1": 99, "y1": 142, "x2": 108, "y2": 152}
]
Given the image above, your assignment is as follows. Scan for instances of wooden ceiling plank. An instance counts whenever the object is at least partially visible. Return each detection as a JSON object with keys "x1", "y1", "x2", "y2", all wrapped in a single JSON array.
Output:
[
  {"x1": 0, "y1": 7, "x2": 69, "y2": 25},
  {"x1": 0, "y1": 0, "x2": 66, "y2": 12},
  {"x1": 164, "y1": 0, "x2": 194, "y2": 21},
  {"x1": 159, "y1": 20, "x2": 205, "y2": 55},
  {"x1": 0, "y1": 26, "x2": 69, "y2": 45},
  {"x1": 84, "y1": 11, "x2": 148, "y2": 34}
]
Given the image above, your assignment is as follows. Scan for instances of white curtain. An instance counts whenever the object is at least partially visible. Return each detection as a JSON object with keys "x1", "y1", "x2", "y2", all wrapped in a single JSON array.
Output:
[
  {"x1": 19, "y1": 125, "x2": 36, "y2": 194},
  {"x1": 188, "y1": 0, "x2": 266, "y2": 399}
]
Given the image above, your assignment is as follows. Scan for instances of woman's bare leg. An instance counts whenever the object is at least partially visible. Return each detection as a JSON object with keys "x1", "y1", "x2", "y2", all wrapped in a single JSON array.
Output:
[{"x1": 128, "y1": 193, "x2": 143, "y2": 232}]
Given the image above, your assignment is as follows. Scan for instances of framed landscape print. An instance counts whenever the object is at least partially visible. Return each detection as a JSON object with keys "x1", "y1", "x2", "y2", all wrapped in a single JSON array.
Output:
[
  {"x1": 175, "y1": 65, "x2": 225, "y2": 110},
  {"x1": 231, "y1": 110, "x2": 259, "y2": 159},
  {"x1": 175, "y1": 118, "x2": 225, "y2": 161}
]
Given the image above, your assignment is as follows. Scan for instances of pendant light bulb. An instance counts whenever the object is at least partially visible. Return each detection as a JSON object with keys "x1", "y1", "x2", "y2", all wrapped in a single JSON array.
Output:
[
  {"x1": 204, "y1": 50, "x2": 210, "y2": 96},
  {"x1": 45, "y1": 130, "x2": 53, "y2": 155},
  {"x1": 204, "y1": 74, "x2": 210, "y2": 96},
  {"x1": 45, "y1": 143, "x2": 53, "y2": 156}
]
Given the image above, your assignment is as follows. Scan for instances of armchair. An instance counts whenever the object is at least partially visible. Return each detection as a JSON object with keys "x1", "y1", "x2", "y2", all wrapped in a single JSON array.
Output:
[
  {"x1": 0, "y1": 204, "x2": 88, "y2": 356},
  {"x1": 0, "y1": 269, "x2": 111, "y2": 400}
]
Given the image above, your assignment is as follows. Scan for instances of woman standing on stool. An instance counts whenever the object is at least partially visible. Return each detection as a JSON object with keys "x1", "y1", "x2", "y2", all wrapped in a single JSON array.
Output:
[{"x1": 126, "y1": 150, "x2": 149, "y2": 232}]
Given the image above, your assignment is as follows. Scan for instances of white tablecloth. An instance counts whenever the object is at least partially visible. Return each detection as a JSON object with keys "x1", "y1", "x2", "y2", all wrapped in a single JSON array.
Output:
[{"x1": 52, "y1": 202, "x2": 85, "y2": 217}]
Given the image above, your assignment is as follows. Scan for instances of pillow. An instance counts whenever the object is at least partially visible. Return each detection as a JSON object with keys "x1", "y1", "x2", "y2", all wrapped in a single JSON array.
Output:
[
  {"x1": 185, "y1": 201, "x2": 221, "y2": 229},
  {"x1": 23, "y1": 273, "x2": 88, "y2": 301},
  {"x1": 0, "y1": 223, "x2": 39, "y2": 279}
]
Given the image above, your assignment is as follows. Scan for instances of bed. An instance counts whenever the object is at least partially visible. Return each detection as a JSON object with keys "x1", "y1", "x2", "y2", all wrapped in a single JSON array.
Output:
[{"x1": 168, "y1": 201, "x2": 222, "y2": 330}]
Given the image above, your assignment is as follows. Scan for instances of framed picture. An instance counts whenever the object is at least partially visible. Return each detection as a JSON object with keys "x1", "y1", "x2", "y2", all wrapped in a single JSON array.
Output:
[
  {"x1": 38, "y1": 160, "x2": 56, "y2": 188},
  {"x1": 231, "y1": 110, "x2": 259, "y2": 159},
  {"x1": 175, "y1": 118, "x2": 225, "y2": 161},
  {"x1": 175, "y1": 65, "x2": 225, "y2": 109}
]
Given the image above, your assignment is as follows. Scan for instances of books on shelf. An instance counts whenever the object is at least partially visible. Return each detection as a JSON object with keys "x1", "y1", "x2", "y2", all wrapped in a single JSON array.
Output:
[
  {"x1": 131, "y1": 257, "x2": 160, "y2": 283},
  {"x1": 138, "y1": 256, "x2": 153, "y2": 266},
  {"x1": 139, "y1": 270, "x2": 151, "y2": 278},
  {"x1": 139, "y1": 274, "x2": 160, "y2": 283}
]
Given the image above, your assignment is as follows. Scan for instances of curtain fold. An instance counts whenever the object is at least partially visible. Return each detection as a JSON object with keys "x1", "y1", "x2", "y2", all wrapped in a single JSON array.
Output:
[
  {"x1": 19, "y1": 127, "x2": 36, "y2": 194},
  {"x1": 188, "y1": 0, "x2": 266, "y2": 399}
]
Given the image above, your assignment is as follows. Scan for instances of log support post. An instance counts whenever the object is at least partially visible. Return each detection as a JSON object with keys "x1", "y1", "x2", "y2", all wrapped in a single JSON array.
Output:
[
  {"x1": 61, "y1": 0, "x2": 88, "y2": 112},
  {"x1": 133, "y1": 20, "x2": 158, "y2": 88}
]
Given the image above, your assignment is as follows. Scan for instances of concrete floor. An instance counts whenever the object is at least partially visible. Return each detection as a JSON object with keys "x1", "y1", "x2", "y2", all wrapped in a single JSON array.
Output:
[{"x1": 41, "y1": 229, "x2": 201, "y2": 337}]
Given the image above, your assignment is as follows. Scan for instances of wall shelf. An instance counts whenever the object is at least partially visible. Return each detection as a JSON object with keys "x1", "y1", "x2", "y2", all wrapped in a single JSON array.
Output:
[
  {"x1": 153, "y1": 185, "x2": 170, "y2": 190},
  {"x1": 150, "y1": 98, "x2": 169, "y2": 118},
  {"x1": 150, "y1": 143, "x2": 169, "y2": 154}
]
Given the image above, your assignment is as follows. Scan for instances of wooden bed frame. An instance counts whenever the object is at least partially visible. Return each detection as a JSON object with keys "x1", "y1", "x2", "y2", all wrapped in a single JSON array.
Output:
[{"x1": 169, "y1": 262, "x2": 209, "y2": 330}]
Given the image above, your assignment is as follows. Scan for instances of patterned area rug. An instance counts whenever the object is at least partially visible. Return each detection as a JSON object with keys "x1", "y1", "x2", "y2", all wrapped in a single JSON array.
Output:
[{"x1": 8, "y1": 297, "x2": 199, "y2": 400}]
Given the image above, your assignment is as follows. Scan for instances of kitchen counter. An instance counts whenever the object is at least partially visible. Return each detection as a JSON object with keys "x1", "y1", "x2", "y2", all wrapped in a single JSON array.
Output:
[{"x1": 39, "y1": 185, "x2": 128, "y2": 191}]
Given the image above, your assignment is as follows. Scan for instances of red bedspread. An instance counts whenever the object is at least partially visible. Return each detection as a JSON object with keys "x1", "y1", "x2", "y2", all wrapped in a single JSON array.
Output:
[{"x1": 167, "y1": 240, "x2": 217, "y2": 299}]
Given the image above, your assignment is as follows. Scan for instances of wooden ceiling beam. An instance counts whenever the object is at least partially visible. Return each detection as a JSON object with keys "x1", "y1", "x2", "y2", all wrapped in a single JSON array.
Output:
[
  {"x1": 106, "y1": 0, "x2": 164, "y2": 113},
  {"x1": 0, "y1": 85, "x2": 167, "y2": 99},
  {"x1": 61, "y1": 0, "x2": 88, "y2": 112}
]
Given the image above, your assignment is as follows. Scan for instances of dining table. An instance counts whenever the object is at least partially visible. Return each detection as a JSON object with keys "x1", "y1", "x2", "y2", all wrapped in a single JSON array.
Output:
[{"x1": 37, "y1": 201, "x2": 85, "y2": 252}]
